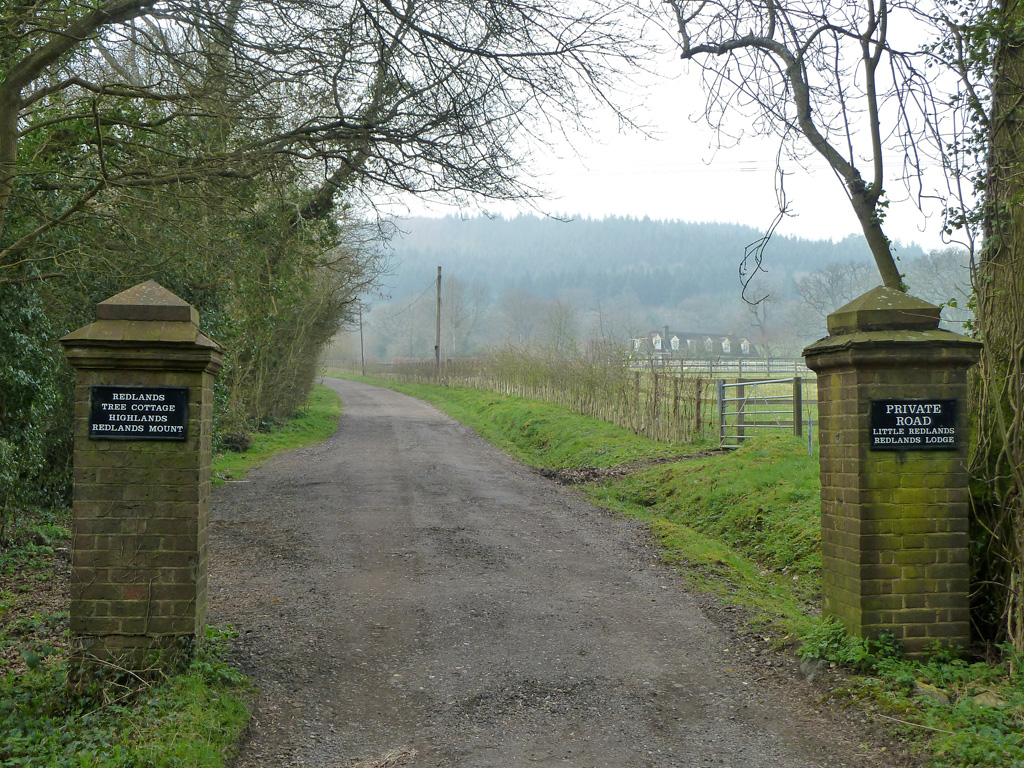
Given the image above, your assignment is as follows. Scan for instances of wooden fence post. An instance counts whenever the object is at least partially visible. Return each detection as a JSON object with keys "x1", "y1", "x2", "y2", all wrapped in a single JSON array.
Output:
[
  {"x1": 694, "y1": 378, "x2": 703, "y2": 440},
  {"x1": 672, "y1": 377, "x2": 680, "y2": 442}
]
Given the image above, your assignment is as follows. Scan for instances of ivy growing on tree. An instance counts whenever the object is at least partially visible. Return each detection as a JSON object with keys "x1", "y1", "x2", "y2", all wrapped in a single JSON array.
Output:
[{"x1": 0, "y1": 0, "x2": 645, "y2": 529}]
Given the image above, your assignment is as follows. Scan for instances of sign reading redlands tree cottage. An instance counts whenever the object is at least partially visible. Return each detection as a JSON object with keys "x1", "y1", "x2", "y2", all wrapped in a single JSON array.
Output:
[
  {"x1": 89, "y1": 385, "x2": 188, "y2": 440},
  {"x1": 869, "y1": 399, "x2": 958, "y2": 451}
]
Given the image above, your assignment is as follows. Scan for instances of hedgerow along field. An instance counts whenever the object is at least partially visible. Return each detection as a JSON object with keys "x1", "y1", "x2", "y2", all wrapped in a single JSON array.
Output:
[
  {"x1": 334, "y1": 372, "x2": 1024, "y2": 768},
  {"x1": 335, "y1": 344, "x2": 819, "y2": 450},
  {"x1": 0, "y1": 385, "x2": 342, "y2": 768}
]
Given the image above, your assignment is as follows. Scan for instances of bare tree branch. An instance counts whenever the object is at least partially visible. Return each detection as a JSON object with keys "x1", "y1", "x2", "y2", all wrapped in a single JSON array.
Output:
[
  {"x1": 662, "y1": 0, "x2": 940, "y2": 289},
  {"x1": 1, "y1": 0, "x2": 650, "y2": 272}
]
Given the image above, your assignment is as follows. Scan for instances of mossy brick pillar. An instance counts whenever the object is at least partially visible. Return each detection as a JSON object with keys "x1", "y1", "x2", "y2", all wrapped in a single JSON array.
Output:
[
  {"x1": 60, "y1": 281, "x2": 223, "y2": 673},
  {"x1": 803, "y1": 286, "x2": 981, "y2": 656}
]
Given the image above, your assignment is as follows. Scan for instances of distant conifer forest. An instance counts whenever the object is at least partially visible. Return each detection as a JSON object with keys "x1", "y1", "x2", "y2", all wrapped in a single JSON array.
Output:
[{"x1": 345, "y1": 215, "x2": 967, "y2": 362}]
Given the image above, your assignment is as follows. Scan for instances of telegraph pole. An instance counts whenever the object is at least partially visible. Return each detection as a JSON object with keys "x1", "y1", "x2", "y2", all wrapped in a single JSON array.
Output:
[
  {"x1": 435, "y1": 266, "x2": 442, "y2": 378},
  {"x1": 359, "y1": 304, "x2": 365, "y2": 377}
]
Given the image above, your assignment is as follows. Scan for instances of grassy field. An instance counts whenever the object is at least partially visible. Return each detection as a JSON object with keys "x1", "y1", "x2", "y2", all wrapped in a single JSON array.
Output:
[
  {"x1": 0, "y1": 384, "x2": 342, "y2": 768},
  {"x1": 339, "y1": 373, "x2": 1024, "y2": 768}
]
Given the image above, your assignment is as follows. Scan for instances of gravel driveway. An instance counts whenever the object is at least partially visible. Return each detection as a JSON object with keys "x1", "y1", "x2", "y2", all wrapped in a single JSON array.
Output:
[{"x1": 209, "y1": 377, "x2": 912, "y2": 768}]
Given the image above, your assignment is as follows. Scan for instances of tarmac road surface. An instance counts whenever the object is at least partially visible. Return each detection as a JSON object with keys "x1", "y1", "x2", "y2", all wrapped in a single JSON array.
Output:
[{"x1": 209, "y1": 377, "x2": 910, "y2": 768}]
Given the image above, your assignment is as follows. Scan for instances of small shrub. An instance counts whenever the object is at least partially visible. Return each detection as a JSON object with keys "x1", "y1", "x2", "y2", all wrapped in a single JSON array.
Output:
[
  {"x1": 798, "y1": 616, "x2": 902, "y2": 671},
  {"x1": 220, "y1": 432, "x2": 253, "y2": 453}
]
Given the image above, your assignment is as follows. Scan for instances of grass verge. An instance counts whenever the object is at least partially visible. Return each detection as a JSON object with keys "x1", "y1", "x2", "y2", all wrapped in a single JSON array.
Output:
[
  {"x1": 588, "y1": 433, "x2": 822, "y2": 635},
  {"x1": 0, "y1": 627, "x2": 251, "y2": 768},
  {"x1": 1, "y1": 384, "x2": 342, "y2": 766},
  {"x1": 212, "y1": 383, "x2": 342, "y2": 486},
  {"x1": 338, "y1": 374, "x2": 1024, "y2": 768},
  {"x1": 337, "y1": 375, "x2": 707, "y2": 468}
]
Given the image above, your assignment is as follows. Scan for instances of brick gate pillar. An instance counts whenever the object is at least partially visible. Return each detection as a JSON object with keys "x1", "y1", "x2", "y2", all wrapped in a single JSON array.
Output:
[
  {"x1": 60, "y1": 281, "x2": 223, "y2": 674},
  {"x1": 803, "y1": 287, "x2": 982, "y2": 656}
]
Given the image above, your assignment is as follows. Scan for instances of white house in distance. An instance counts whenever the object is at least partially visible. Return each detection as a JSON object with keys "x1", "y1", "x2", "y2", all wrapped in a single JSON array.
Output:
[{"x1": 631, "y1": 326, "x2": 759, "y2": 365}]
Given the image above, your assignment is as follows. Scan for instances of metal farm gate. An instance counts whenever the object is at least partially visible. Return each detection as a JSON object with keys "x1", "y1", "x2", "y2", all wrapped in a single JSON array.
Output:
[{"x1": 717, "y1": 377, "x2": 808, "y2": 449}]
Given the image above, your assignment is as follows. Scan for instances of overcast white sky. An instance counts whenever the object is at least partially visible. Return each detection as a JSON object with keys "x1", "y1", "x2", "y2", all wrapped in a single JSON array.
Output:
[{"x1": 386, "y1": 51, "x2": 952, "y2": 254}]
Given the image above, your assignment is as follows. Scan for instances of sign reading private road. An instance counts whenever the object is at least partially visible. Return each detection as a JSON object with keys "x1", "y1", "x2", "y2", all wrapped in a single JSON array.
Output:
[
  {"x1": 89, "y1": 385, "x2": 188, "y2": 440},
  {"x1": 869, "y1": 399, "x2": 958, "y2": 451}
]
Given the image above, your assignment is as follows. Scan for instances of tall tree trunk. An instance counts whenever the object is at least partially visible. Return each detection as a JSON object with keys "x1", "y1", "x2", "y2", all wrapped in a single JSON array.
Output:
[
  {"x1": 0, "y1": 95, "x2": 20, "y2": 244},
  {"x1": 973, "y1": 0, "x2": 1024, "y2": 650}
]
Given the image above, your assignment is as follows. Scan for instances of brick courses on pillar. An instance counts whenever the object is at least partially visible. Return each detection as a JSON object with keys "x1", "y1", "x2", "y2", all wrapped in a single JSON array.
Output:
[
  {"x1": 804, "y1": 287, "x2": 981, "y2": 657},
  {"x1": 61, "y1": 281, "x2": 222, "y2": 673}
]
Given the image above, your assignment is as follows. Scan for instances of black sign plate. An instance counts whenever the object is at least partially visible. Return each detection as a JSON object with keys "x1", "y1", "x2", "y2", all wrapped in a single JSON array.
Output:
[
  {"x1": 89, "y1": 386, "x2": 188, "y2": 441},
  {"x1": 870, "y1": 399, "x2": 958, "y2": 451}
]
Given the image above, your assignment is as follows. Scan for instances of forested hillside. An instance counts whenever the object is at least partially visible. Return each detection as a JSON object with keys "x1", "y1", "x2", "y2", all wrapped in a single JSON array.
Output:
[
  {"x1": 383, "y1": 214, "x2": 923, "y2": 302},
  {"x1": 348, "y1": 214, "x2": 962, "y2": 363}
]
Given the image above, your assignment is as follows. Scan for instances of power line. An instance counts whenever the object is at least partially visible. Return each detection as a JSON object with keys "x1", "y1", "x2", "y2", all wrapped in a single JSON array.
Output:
[{"x1": 365, "y1": 274, "x2": 439, "y2": 327}]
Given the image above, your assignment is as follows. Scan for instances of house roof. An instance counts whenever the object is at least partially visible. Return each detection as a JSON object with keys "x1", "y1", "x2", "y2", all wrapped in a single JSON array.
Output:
[{"x1": 631, "y1": 329, "x2": 758, "y2": 358}]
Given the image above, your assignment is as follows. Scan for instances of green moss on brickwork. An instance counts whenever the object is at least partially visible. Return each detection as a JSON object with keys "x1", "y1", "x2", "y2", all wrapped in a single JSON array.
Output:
[{"x1": 806, "y1": 302, "x2": 979, "y2": 656}]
